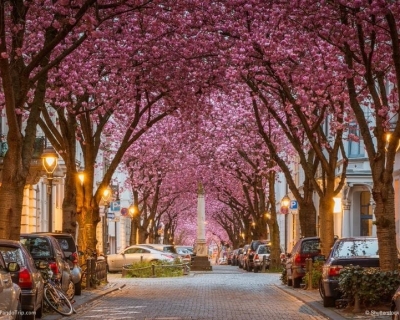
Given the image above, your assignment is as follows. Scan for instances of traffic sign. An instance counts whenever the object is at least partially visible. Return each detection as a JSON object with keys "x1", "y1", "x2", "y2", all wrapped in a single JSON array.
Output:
[
  {"x1": 120, "y1": 207, "x2": 128, "y2": 216},
  {"x1": 107, "y1": 212, "x2": 115, "y2": 219},
  {"x1": 110, "y1": 201, "x2": 120, "y2": 212},
  {"x1": 290, "y1": 200, "x2": 298, "y2": 210}
]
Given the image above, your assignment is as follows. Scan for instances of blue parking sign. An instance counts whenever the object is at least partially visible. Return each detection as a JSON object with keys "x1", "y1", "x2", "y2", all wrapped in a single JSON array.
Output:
[{"x1": 290, "y1": 200, "x2": 298, "y2": 210}]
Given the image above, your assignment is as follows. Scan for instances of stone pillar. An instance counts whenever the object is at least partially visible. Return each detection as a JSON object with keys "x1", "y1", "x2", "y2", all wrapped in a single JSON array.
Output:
[
  {"x1": 342, "y1": 201, "x2": 351, "y2": 237},
  {"x1": 191, "y1": 182, "x2": 212, "y2": 271}
]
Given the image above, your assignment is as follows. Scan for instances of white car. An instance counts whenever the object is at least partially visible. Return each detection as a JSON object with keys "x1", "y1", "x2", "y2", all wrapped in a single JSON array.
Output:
[
  {"x1": 253, "y1": 244, "x2": 271, "y2": 272},
  {"x1": 107, "y1": 245, "x2": 176, "y2": 272}
]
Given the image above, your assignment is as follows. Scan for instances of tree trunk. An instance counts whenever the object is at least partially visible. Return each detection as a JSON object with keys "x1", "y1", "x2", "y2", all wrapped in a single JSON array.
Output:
[
  {"x1": 298, "y1": 201, "x2": 317, "y2": 238},
  {"x1": 62, "y1": 168, "x2": 78, "y2": 235},
  {"x1": 372, "y1": 181, "x2": 398, "y2": 270},
  {"x1": 319, "y1": 194, "x2": 335, "y2": 257},
  {"x1": 77, "y1": 204, "x2": 100, "y2": 252}
]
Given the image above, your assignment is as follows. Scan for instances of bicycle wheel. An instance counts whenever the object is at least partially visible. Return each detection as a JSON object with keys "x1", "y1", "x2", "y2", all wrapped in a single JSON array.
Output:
[{"x1": 44, "y1": 285, "x2": 74, "y2": 316}]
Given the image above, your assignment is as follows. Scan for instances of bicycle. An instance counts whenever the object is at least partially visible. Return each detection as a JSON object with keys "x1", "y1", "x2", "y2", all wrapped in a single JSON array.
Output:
[
  {"x1": 36, "y1": 261, "x2": 74, "y2": 316},
  {"x1": 80, "y1": 248, "x2": 107, "y2": 289}
]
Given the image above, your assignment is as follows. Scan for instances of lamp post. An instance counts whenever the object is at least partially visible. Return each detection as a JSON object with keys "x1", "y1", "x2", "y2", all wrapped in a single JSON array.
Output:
[
  {"x1": 128, "y1": 204, "x2": 138, "y2": 245},
  {"x1": 102, "y1": 186, "x2": 112, "y2": 255},
  {"x1": 280, "y1": 194, "x2": 291, "y2": 253},
  {"x1": 42, "y1": 146, "x2": 59, "y2": 232}
]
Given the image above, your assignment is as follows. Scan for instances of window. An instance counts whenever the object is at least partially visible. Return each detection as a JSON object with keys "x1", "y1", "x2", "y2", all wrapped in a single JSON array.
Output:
[
  {"x1": 348, "y1": 123, "x2": 364, "y2": 157},
  {"x1": 0, "y1": 247, "x2": 25, "y2": 267},
  {"x1": 360, "y1": 192, "x2": 373, "y2": 236},
  {"x1": 301, "y1": 240, "x2": 321, "y2": 254},
  {"x1": 333, "y1": 239, "x2": 378, "y2": 258}
]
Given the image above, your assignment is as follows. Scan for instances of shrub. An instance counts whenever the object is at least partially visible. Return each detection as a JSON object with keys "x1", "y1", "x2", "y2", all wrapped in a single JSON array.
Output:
[
  {"x1": 280, "y1": 267, "x2": 287, "y2": 285},
  {"x1": 125, "y1": 259, "x2": 185, "y2": 278},
  {"x1": 338, "y1": 266, "x2": 400, "y2": 307}
]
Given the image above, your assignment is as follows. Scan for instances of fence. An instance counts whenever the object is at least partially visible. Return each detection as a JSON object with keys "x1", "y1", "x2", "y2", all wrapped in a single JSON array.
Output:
[
  {"x1": 122, "y1": 262, "x2": 190, "y2": 278},
  {"x1": 85, "y1": 258, "x2": 108, "y2": 289}
]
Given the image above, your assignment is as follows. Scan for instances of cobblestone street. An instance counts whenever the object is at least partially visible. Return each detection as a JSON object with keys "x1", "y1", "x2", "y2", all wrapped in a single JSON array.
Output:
[{"x1": 66, "y1": 266, "x2": 328, "y2": 320}]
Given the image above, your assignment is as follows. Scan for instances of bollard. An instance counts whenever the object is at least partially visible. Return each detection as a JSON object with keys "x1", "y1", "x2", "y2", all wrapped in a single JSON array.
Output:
[
  {"x1": 151, "y1": 264, "x2": 156, "y2": 277},
  {"x1": 261, "y1": 256, "x2": 267, "y2": 272},
  {"x1": 90, "y1": 258, "x2": 97, "y2": 289},
  {"x1": 305, "y1": 258, "x2": 313, "y2": 290},
  {"x1": 86, "y1": 258, "x2": 91, "y2": 289}
]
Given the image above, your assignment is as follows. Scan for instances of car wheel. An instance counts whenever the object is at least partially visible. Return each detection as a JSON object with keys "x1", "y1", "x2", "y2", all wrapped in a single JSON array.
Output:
[
  {"x1": 293, "y1": 277, "x2": 302, "y2": 288},
  {"x1": 75, "y1": 279, "x2": 82, "y2": 296},
  {"x1": 323, "y1": 295, "x2": 336, "y2": 308}
]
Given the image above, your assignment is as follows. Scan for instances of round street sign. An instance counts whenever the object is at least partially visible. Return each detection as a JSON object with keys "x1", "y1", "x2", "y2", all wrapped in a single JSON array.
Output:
[{"x1": 121, "y1": 208, "x2": 128, "y2": 216}]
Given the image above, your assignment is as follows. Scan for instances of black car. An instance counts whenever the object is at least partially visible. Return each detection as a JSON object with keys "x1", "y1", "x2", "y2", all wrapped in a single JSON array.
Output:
[
  {"x1": 320, "y1": 237, "x2": 381, "y2": 308},
  {"x1": 20, "y1": 234, "x2": 74, "y2": 299},
  {"x1": 285, "y1": 237, "x2": 321, "y2": 288},
  {"x1": 35, "y1": 232, "x2": 82, "y2": 295},
  {"x1": 0, "y1": 239, "x2": 43, "y2": 320}
]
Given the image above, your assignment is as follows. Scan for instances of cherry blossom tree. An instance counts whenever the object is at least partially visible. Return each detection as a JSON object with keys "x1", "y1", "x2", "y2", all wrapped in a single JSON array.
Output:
[
  {"x1": 0, "y1": 0, "x2": 167, "y2": 240},
  {"x1": 274, "y1": 0, "x2": 400, "y2": 270}
]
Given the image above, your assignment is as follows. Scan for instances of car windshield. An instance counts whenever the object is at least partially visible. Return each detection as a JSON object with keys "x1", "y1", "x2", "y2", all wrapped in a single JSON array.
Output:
[
  {"x1": 54, "y1": 237, "x2": 76, "y2": 257},
  {"x1": 20, "y1": 237, "x2": 52, "y2": 258},
  {"x1": 0, "y1": 246, "x2": 25, "y2": 267},
  {"x1": 301, "y1": 240, "x2": 320, "y2": 254},
  {"x1": 258, "y1": 246, "x2": 270, "y2": 254},
  {"x1": 162, "y1": 247, "x2": 177, "y2": 254},
  {"x1": 332, "y1": 239, "x2": 379, "y2": 258}
]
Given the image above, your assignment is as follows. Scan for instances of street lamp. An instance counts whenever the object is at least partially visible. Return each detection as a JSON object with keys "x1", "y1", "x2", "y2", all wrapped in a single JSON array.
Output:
[
  {"x1": 42, "y1": 146, "x2": 58, "y2": 232},
  {"x1": 281, "y1": 194, "x2": 291, "y2": 209},
  {"x1": 280, "y1": 194, "x2": 291, "y2": 253},
  {"x1": 128, "y1": 204, "x2": 137, "y2": 218},
  {"x1": 128, "y1": 204, "x2": 139, "y2": 244},
  {"x1": 101, "y1": 186, "x2": 112, "y2": 255},
  {"x1": 77, "y1": 169, "x2": 85, "y2": 186}
]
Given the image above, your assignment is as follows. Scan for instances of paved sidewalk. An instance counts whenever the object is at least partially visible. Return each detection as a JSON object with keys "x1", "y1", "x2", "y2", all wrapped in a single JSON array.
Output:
[
  {"x1": 277, "y1": 284, "x2": 393, "y2": 320},
  {"x1": 42, "y1": 280, "x2": 126, "y2": 320}
]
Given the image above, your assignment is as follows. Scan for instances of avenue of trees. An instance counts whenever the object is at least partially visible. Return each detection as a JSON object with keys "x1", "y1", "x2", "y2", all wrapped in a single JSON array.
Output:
[{"x1": 0, "y1": 1, "x2": 400, "y2": 270}]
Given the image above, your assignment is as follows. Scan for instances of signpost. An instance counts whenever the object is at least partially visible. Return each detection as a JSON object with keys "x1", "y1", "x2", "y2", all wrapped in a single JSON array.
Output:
[{"x1": 290, "y1": 200, "x2": 298, "y2": 210}]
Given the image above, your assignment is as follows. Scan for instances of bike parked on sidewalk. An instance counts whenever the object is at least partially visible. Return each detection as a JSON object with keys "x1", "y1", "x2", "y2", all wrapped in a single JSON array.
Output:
[{"x1": 36, "y1": 260, "x2": 74, "y2": 317}]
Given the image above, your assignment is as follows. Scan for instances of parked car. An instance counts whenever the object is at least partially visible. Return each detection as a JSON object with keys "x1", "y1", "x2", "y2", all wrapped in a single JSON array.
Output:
[
  {"x1": 175, "y1": 247, "x2": 192, "y2": 263},
  {"x1": 227, "y1": 251, "x2": 234, "y2": 265},
  {"x1": 0, "y1": 239, "x2": 44, "y2": 320},
  {"x1": 320, "y1": 237, "x2": 383, "y2": 307},
  {"x1": 20, "y1": 234, "x2": 75, "y2": 299},
  {"x1": 232, "y1": 248, "x2": 242, "y2": 266},
  {"x1": 238, "y1": 245, "x2": 249, "y2": 269},
  {"x1": 107, "y1": 245, "x2": 177, "y2": 272},
  {"x1": 0, "y1": 250, "x2": 22, "y2": 320},
  {"x1": 253, "y1": 244, "x2": 271, "y2": 273},
  {"x1": 35, "y1": 232, "x2": 82, "y2": 295},
  {"x1": 244, "y1": 240, "x2": 270, "y2": 272},
  {"x1": 140, "y1": 244, "x2": 181, "y2": 261},
  {"x1": 286, "y1": 236, "x2": 321, "y2": 288}
]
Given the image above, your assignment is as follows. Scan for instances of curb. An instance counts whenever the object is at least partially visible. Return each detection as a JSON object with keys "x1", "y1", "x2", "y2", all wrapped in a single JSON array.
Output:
[
  {"x1": 74, "y1": 283, "x2": 127, "y2": 312},
  {"x1": 275, "y1": 284, "x2": 348, "y2": 320},
  {"x1": 42, "y1": 283, "x2": 127, "y2": 320}
]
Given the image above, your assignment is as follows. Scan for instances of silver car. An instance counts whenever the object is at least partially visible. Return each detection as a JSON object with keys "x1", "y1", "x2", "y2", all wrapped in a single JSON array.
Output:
[
  {"x1": 107, "y1": 245, "x2": 176, "y2": 272},
  {"x1": 0, "y1": 253, "x2": 21, "y2": 320}
]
